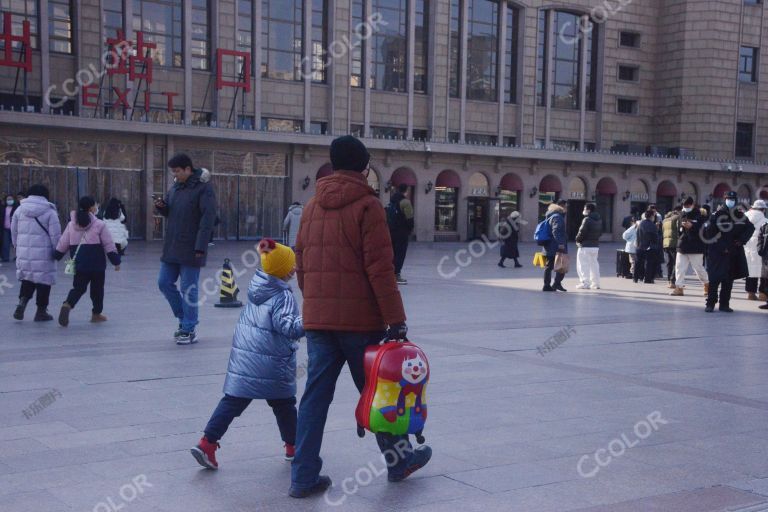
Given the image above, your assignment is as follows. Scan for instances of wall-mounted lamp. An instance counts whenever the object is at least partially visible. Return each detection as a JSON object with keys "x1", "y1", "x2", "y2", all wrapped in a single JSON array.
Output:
[
  {"x1": 622, "y1": 190, "x2": 631, "y2": 202},
  {"x1": 495, "y1": 185, "x2": 502, "y2": 197},
  {"x1": 678, "y1": 192, "x2": 687, "y2": 201},
  {"x1": 301, "y1": 176, "x2": 311, "y2": 190},
  {"x1": 425, "y1": 181, "x2": 433, "y2": 194},
  {"x1": 529, "y1": 186, "x2": 538, "y2": 198}
]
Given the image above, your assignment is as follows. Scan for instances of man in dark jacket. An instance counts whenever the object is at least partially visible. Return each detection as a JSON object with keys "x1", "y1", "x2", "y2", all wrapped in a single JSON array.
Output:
[
  {"x1": 154, "y1": 153, "x2": 217, "y2": 344},
  {"x1": 635, "y1": 210, "x2": 660, "y2": 284},
  {"x1": 704, "y1": 190, "x2": 755, "y2": 312},
  {"x1": 290, "y1": 136, "x2": 431, "y2": 498},
  {"x1": 543, "y1": 200, "x2": 568, "y2": 292},
  {"x1": 575, "y1": 203, "x2": 602, "y2": 289},
  {"x1": 671, "y1": 197, "x2": 709, "y2": 297},
  {"x1": 388, "y1": 183, "x2": 415, "y2": 285}
]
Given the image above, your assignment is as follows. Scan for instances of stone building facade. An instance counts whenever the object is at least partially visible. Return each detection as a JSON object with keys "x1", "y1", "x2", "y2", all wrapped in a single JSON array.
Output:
[{"x1": 0, "y1": 0, "x2": 766, "y2": 242}]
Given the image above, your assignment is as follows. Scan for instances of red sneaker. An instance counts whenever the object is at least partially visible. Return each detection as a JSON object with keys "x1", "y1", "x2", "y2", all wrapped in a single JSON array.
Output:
[
  {"x1": 191, "y1": 437, "x2": 220, "y2": 470},
  {"x1": 284, "y1": 443, "x2": 295, "y2": 462}
]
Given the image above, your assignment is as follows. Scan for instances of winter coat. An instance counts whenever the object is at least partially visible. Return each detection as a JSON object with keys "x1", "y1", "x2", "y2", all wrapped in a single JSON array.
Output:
[
  {"x1": 500, "y1": 219, "x2": 520, "y2": 259},
  {"x1": 55, "y1": 212, "x2": 120, "y2": 273},
  {"x1": 282, "y1": 203, "x2": 303, "y2": 248},
  {"x1": 104, "y1": 213, "x2": 130, "y2": 247},
  {"x1": 575, "y1": 211, "x2": 602, "y2": 248},
  {"x1": 296, "y1": 170, "x2": 406, "y2": 331},
  {"x1": 759, "y1": 223, "x2": 768, "y2": 280},
  {"x1": 156, "y1": 168, "x2": 217, "y2": 267},
  {"x1": 387, "y1": 191, "x2": 415, "y2": 240},
  {"x1": 677, "y1": 208, "x2": 706, "y2": 254},
  {"x1": 222, "y1": 270, "x2": 304, "y2": 400},
  {"x1": 11, "y1": 196, "x2": 62, "y2": 286},
  {"x1": 622, "y1": 223, "x2": 638, "y2": 255},
  {"x1": 662, "y1": 212, "x2": 680, "y2": 249},
  {"x1": 744, "y1": 209, "x2": 767, "y2": 278},
  {"x1": 544, "y1": 204, "x2": 568, "y2": 257},
  {"x1": 636, "y1": 219, "x2": 660, "y2": 252},
  {"x1": 704, "y1": 206, "x2": 755, "y2": 282}
]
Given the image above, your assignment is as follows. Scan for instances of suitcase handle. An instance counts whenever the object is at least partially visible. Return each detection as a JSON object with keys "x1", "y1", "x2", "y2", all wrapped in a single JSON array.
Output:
[{"x1": 379, "y1": 335, "x2": 410, "y2": 345}]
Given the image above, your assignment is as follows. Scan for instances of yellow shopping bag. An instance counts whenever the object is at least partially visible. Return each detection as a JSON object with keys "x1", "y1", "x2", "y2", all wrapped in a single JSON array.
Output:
[{"x1": 533, "y1": 252, "x2": 548, "y2": 268}]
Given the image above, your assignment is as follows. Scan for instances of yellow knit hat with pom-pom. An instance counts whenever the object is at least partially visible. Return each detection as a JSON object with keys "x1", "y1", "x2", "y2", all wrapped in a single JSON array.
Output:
[{"x1": 258, "y1": 238, "x2": 296, "y2": 279}]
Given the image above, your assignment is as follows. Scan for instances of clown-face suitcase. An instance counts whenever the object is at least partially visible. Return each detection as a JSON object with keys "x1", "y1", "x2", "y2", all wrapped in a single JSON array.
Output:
[{"x1": 355, "y1": 340, "x2": 429, "y2": 444}]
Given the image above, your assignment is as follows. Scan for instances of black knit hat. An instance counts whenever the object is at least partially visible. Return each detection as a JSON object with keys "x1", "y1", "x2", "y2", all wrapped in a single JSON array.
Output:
[
  {"x1": 724, "y1": 190, "x2": 738, "y2": 199},
  {"x1": 330, "y1": 136, "x2": 370, "y2": 172}
]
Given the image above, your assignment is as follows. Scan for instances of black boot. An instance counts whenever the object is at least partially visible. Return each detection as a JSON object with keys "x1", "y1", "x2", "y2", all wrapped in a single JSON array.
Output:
[
  {"x1": 34, "y1": 307, "x2": 53, "y2": 322},
  {"x1": 13, "y1": 297, "x2": 30, "y2": 320},
  {"x1": 498, "y1": 258, "x2": 506, "y2": 268},
  {"x1": 514, "y1": 259, "x2": 523, "y2": 268}
]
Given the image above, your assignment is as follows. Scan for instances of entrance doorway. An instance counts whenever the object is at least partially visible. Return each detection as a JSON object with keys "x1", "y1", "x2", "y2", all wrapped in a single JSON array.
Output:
[
  {"x1": 211, "y1": 174, "x2": 288, "y2": 241},
  {"x1": 467, "y1": 197, "x2": 489, "y2": 240},
  {"x1": 566, "y1": 200, "x2": 586, "y2": 241}
]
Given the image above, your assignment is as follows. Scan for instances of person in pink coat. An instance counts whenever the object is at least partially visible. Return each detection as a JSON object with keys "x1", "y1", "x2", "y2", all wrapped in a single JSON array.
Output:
[{"x1": 54, "y1": 196, "x2": 121, "y2": 326}]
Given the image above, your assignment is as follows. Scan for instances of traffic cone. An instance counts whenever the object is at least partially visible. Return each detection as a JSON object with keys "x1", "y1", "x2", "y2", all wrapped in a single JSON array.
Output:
[{"x1": 215, "y1": 259, "x2": 243, "y2": 308}]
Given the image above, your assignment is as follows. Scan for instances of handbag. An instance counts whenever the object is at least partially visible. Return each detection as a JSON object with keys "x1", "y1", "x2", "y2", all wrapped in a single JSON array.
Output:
[
  {"x1": 64, "y1": 233, "x2": 87, "y2": 276},
  {"x1": 533, "y1": 252, "x2": 548, "y2": 268},
  {"x1": 554, "y1": 252, "x2": 570, "y2": 274}
]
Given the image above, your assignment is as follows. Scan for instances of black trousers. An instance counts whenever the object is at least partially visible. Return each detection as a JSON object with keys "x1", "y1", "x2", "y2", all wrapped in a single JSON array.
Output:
[
  {"x1": 65, "y1": 271, "x2": 106, "y2": 314},
  {"x1": 204, "y1": 394, "x2": 297, "y2": 445},
  {"x1": 745, "y1": 277, "x2": 767, "y2": 294},
  {"x1": 392, "y1": 235, "x2": 410, "y2": 275},
  {"x1": 665, "y1": 248, "x2": 677, "y2": 283},
  {"x1": 19, "y1": 280, "x2": 51, "y2": 307},
  {"x1": 707, "y1": 279, "x2": 734, "y2": 309},
  {"x1": 543, "y1": 253, "x2": 565, "y2": 287},
  {"x1": 635, "y1": 249, "x2": 657, "y2": 283}
]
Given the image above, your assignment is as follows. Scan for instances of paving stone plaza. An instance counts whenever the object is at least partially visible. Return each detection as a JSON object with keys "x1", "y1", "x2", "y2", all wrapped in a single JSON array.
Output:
[{"x1": 2, "y1": 242, "x2": 768, "y2": 512}]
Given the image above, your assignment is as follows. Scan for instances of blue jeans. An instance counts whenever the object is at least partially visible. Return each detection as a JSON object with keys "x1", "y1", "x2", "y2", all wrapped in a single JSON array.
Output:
[
  {"x1": 204, "y1": 394, "x2": 297, "y2": 444},
  {"x1": 1, "y1": 228, "x2": 11, "y2": 261},
  {"x1": 291, "y1": 330, "x2": 413, "y2": 491},
  {"x1": 157, "y1": 262, "x2": 200, "y2": 332}
]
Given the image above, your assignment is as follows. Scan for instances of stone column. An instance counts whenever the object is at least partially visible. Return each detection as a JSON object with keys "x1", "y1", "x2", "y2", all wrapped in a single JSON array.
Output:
[
  {"x1": 406, "y1": 0, "x2": 416, "y2": 138},
  {"x1": 459, "y1": 0, "x2": 468, "y2": 142},
  {"x1": 497, "y1": 1, "x2": 507, "y2": 144},
  {"x1": 183, "y1": 0, "x2": 192, "y2": 123}
]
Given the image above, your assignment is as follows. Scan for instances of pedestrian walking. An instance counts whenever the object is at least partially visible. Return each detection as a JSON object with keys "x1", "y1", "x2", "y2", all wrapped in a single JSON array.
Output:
[
  {"x1": 575, "y1": 203, "x2": 602, "y2": 289},
  {"x1": 498, "y1": 211, "x2": 525, "y2": 268},
  {"x1": 744, "y1": 200, "x2": 767, "y2": 301},
  {"x1": 1, "y1": 194, "x2": 19, "y2": 262},
  {"x1": 102, "y1": 198, "x2": 129, "y2": 256},
  {"x1": 11, "y1": 185, "x2": 62, "y2": 322},
  {"x1": 662, "y1": 206, "x2": 682, "y2": 289},
  {"x1": 290, "y1": 136, "x2": 431, "y2": 498},
  {"x1": 671, "y1": 197, "x2": 709, "y2": 296},
  {"x1": 758, "y1": 221, "x2": 768, "y2": 310},
  {"x1": 635, "y1": 210, "x2": 660, "y2": 284},
  {"x1": 191, "y1": 239, "x2": 303, "y2": 470},
  {"x1": 154, "y1": 153, "x2": 217, "y2": 345},
  {"x1": 55, "y1": 196, "x2": 121, "y2": 326},
  {"x1": 622, "y1": 220, "x2": 639, "y2": 277},
  {"x1": 283, "y1": 201, "x2": 303, "y2": 249},
  {"x1": 387, "y1": 183, "x2": 415, "y2": 285},
  {"x1": 704, "y1": 191, "x2": 754, "y2": 313},
  {"x1": 541, "y1": 200, "x2": 568, "y2": 292}
]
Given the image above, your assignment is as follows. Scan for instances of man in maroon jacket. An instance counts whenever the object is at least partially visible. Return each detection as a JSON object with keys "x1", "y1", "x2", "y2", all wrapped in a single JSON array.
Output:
[{"x1": 289, "y1": 136, "x2": 432, "y2": 498}]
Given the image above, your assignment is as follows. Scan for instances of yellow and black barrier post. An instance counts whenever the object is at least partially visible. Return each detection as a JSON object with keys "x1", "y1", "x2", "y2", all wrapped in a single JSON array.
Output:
[{"x1": 215, "y1": 259, "x2": 243, "y2": 308}]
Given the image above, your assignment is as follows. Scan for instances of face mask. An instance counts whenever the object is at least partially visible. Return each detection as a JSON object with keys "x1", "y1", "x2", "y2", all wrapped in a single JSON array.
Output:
[
  {"x1": 725, "y1": 199, "x2": 736, "y2": 209},
  {"x1": 682, "y1": 207, "x2": 693, "y2": 213},
  {"x1": 6, "y1": 199, "x2": 13, "y2": 206}
]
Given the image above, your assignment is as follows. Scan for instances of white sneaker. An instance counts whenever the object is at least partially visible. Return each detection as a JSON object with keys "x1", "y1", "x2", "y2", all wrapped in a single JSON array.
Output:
[
  {"x1": 590, "y1": 285, "x2": 601, "y2": 290},
  {"x1": 576, "y1": 283, "x2": 590, "y2": 289}
]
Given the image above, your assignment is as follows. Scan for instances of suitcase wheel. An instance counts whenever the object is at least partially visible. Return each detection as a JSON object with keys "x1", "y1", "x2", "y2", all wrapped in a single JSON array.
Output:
[
  {"x1": 357, "y1": 425, "x2": 366, "y2": 438},
  {"x1": 415, "y1": 433, "x2": 425, "y2": 445}
]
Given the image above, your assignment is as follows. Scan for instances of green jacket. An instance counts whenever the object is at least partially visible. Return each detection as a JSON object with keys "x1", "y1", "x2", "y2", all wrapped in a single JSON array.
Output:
[{"x1": 662, "y1": 213, "x2": 680, "y2": 249}]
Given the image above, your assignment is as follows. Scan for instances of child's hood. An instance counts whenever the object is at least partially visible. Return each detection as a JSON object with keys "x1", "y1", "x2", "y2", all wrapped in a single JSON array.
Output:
[{"x1": 248, "y1": 269, "x2": 290, "y2": 305}]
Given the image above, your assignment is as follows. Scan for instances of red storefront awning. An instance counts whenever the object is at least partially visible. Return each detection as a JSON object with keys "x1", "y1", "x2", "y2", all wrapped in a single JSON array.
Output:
[
  {"x1": 657, "y1": 181, "x2": 677, "y2": 197},
  {"x1": 500, "y1": 173, "x2": 523, "y2": 191},
  {"x1": 713, "y1": 183, "x2": 731, "y2": 198},
  {"x1": 436, "y1": 170, "x2": 461, "y2": 188},
  {"x1": 596, "y1": 177, "x2": 618, "y2": 195},
  {"x1": 539, "y1": 175, "x2": 562, "y2": 193},
  {"x1": 391, "y1": 167, "x2": 417, "y2": 186}
]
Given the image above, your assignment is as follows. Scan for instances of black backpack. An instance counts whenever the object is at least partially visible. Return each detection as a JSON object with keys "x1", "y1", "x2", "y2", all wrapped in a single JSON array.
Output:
[{"x1": 386, "y1": 199, "x2": 407, "y2": 231}]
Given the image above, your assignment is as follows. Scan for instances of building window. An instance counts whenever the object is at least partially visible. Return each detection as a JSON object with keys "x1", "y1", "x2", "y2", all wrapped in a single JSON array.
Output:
[
  {"x1": 236, "y1": 0, "x2": 252, "y2": 52},
  {"x1": 466, "y1": 0, "x2": 498, "y2": 101},
  {"x1": 351, "y1": 0, "x2": 364, "y2": 87},
  {"x1": 311, "y1": 0, "x2": 328, "y2": 83},
  {"x1": 103, "y1": 0, "x2": 123, "y2": 37},
  {"x1": 619, "y1": 31, "x2": 640, "y2": 48},
  {"x1": 0, "y1": 0, "x2": 39, "y2": 49},
  {"x1": 551, "y1": 139, "x2": 579, "y2": 151},
  {"x1": 505, "y1": 5, "x2": 519, "y2": 103},
  {"x1": 350, "y1": 124, "x2": 364, "y2": 136},
  {"x1": 49, "y1": 0, "x2": 73, "y2": 54},
  {"x1": 238, "y1": 115, "x2": 255, "y2": 129},
  {"x1": 191, "y1": 0, "x2": 210, "y2": 70},
  {"x1": 413, "y1": 128, "x2": 429, "y2": 140},
  {"x1": 371, "y1": 126, "x2": 406, "y2": 139},
  {"x1": 309, "y1": 121, "x2": 327, "y2": 134},
  {"x1": 449, "y1": 0, "x2": 460, "y2": 97},
  {"x1": 740, "y1": 46, "x2": 758, "y2": 83},
  {"x1": 745, "y1": 0, "x2": 762, "y2": 5},
  {"x1": 617, "y1": 98, "x2": 638, "y2": 114},
  {"x1": 536, "y1": 10, "x2": 546, "y2": 106},
  {"x1": 736, "y1": 122, "x2": 754, "y2": 158},
  {"x1": 371, "y1": 0, "x2": 407, "y2": 91},
  {"x1": 262, "y1": 0, "x2": 303, "y2": 80},
  {"x1": 133, "y1": 0, "x2": 183, "y2": 67},
  {"x1": 261, "y1": 118, "x2": 303, "y2": 132},
  {"x1": 618, "y1": 65, "x2": 639, "y2": 81},
  {"x1": 190, "y1": 111, "x2": 212, "y2": 126},
  {"x1": 448, "y1": 131, "x2": 460, "y2": 143},
  {"x1": 503, "y1": 136, "x2": 516, "y2": 146},
  {"x1": 414, "y1": 0, "x2": 429, "y2": 93},
  {"x1": 465, "y1": 133, "x2": 497, "y2": 145}
]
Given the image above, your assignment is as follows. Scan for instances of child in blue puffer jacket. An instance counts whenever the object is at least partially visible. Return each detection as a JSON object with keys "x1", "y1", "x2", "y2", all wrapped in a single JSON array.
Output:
[{"x1": 191, "y1": 239, "x2": 304, "y2": 470}]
